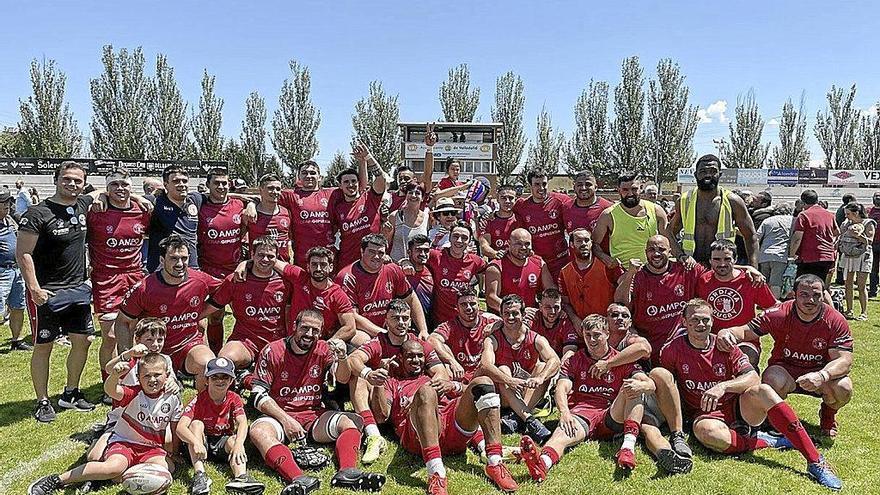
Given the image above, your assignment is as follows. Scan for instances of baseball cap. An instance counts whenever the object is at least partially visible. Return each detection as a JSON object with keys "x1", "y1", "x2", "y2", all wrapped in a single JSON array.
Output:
[{"x1": 205, "y1": 357, "x2": 235, "y2": 377}]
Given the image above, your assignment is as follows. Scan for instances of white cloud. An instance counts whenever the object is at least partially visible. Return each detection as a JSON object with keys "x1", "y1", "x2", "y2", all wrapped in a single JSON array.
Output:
[
  {"x1": 697, "y1": 100, "x2": 728, "y2": 125},
  {"x1": 861, "y1": 105, "x2": 878, "y2": 118},
  {"x1": 767, "y1": 118, "x2": 780, "y2": 126}
]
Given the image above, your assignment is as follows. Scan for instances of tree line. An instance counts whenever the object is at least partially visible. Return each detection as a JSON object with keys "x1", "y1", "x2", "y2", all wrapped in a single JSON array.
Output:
[{"x1": 3, "y1": 46, "x2": 880, "y2": 186}]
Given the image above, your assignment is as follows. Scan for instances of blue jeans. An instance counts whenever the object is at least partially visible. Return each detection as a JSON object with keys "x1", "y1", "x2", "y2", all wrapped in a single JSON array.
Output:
[{"x1": 0, "y1": 266, "x2": 25, "y2": 315}]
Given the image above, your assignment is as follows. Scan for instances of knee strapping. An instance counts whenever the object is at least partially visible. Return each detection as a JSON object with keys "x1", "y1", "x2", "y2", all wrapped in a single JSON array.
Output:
[{"x1": 472, "y1": 383, "x2": 500, "y2": 411}]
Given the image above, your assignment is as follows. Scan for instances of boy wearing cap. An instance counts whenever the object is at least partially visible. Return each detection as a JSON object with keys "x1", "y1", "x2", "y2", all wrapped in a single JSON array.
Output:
[{"x1": 178, "y1": 357, "x2": 263, "y2": 495}]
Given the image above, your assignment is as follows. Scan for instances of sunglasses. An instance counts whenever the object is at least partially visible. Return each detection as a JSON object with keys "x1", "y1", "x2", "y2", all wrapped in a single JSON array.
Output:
[{"x1": 439, "y1": 211, "x2": 458, "y2": 217}]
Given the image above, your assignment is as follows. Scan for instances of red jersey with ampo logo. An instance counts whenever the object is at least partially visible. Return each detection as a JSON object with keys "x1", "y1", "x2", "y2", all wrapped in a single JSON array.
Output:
[
  {"x1": 563, "y1": 197, "x2": 613, "y2": 234},
  {"x1": 491, "y1": 255, "x2": 545, "y2": 308},
  {"x1": 254, "y1": 338, "x2": 334, "y2": 416},
  {"x1": 434, "y1": 313, "x2": 499, "y2": 377},
  {"x1": 696, "y1": 270, "x2": 777, "y2": 331},
  {"x1": 484, "y1": 213, "x2": 517, "y2": 253},
  {"x1": 631, "y1": 263, "x2": 705, "y2": 363},
  {"x1": 749, "y1": 301, "x2": 853, "y2": 371},
  {"x1": 198, "y1": 198, "x2": 245, "y2": 275},
  {"x1": 659, "y1": 333, "x2": 753, "y2": 420},
  {"x1": 283, "y1": 264, "x2": 353, "y2": 338},
  {"x1": 120, "y1": 269, "x2": 221, "y2": 356},
  {"x1": 181, "y1": 389, "x2": 245, "y2": 437},
  {"x1": 357, "y1": 333, "x2": 441, "y2": 375},
  {"x1": 427, "y1": 248, "x2": 487, "y2": 324},
  {"x1": 490, "y1": 328, "x2": 540, "y2": 374},
  {"x1": 209, "y1": 272, "x2": 291, "y2": 349},
  {"x1": 247, "y1": 206, "x2": 292, "y2": 262},
  {"x1": 332, "y1": 189, "x2": 383, "y2": 269},
  {"x1": 513, "y1": 193, "x2": 571, "y2": 265},
  {"x1": 281, "y1": 187, "x2": 339, "y2": 268},
  {"x1": 561, "y1": 348, "x2": 640, "y2": 415},
  {"x1": 530, "y1": 316, "x2": 578, "y2": 356},
  {"x1": 86, "y1": 203, "x2": 150, "y2": 276},
  {"x1": 336, "y1": 261, "x2": 412, "y2": 327}
]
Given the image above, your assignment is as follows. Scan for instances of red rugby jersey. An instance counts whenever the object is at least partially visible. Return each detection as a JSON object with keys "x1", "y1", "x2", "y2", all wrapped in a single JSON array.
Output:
[
  {"x1": 434, "y1": 313, "x2": 498, "y2": 376},
  {"x1": 209, "y1": 271, "x2": 291, "y2": 349},
  {"x1": 283, "y1": 264, "x2": 353, "y2": 338},
  {"x1": 696, "y1": 270, "x2": 777, "y2": 331},
  {"x1": 182, "y1": 389, "x2": 246, "y2": 437},
  {"x1": 483, "y1": 212, "x2": 517, "y2": 253},
  {"x1": 198, "y1": 198, "x2": 245, "y2": 274},
  {"x1": 530, "y1": 315, "x2": 578, "y2": 356},
  {"x1": 561, "y1": 348, "x2": 640, "y2": 415},
  {"x1": 513, "y1": 193, "x2": 571, "y2": 266},
  {"x1": 87, "y1": 202, "x2": 150, "y2": 276},
  {"x1": 254, "y1": 338, "x2": 334, "y2": 415},
  {"x1": 489, "y1": 328, "x2": 540, "y2": 374},
  {"x1": 332, "y1": 189, "x2": 383, "y2": 269},
  {"x1": 490, "y1": 255, "x2": 545, "y2": 308},
  {"x1": 246, "y1": 206, "x2": 292, "y2": 262},
  {"x1": 336, "y1": 261, "x2": 412, "y2": 327},
  {"x1": 426, "y1": 248, "x2": 487, "y2": 324},
  {"x1": 280, "y1": 187, "x2": 339, "y2": 268}
]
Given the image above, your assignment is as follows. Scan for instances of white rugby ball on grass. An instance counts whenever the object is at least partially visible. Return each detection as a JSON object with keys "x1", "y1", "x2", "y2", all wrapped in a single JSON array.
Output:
[{"x1": 120, "y1": 463, "x2": 172, "y2": 494}]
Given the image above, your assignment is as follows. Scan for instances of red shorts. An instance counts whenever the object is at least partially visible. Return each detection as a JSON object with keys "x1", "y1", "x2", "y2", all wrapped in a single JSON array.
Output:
[
  {"x1": 571, "y1": 407, "x2": 618, "y2": 441},
  {"x1": 168, "y1": 339, "x2": 204, "y2": 373},
  {"x1": 104, "y1": 441, "x2": 166, "y2": 467},
  {"x1": 399, "y1": 398, "x2": 473, "y2": 456},
  {"x1": 688, "y1": 401, "x2": 738, "y2": 426},
  {"x1": 226, "y1": 332, "x2": 273, "y2": 361},
  {"x1": 769, "y1": 361, "x2": 826, "y2": 397},
  {"x1": 91, "y1": 271, "x2": 144, "y2": 315}
]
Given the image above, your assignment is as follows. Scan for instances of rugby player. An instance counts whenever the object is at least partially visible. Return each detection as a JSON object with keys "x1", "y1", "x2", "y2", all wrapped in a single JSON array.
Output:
[
  {"x1": 562, "y1": 170, "x2": 612, "y2": 235},
  {"x1": 485, "y1": 228, "x2": 554, "y2": 313},
  {"x1": 661, "y1": 299, "x2": 842, "y2": 490},
  {"x1": 479, "y1": 184, "x2": 518, "y2": 260},
  {"x1": 426, "y1": 221, "x2": 488, "y2": 325},
  {"x1": 242, "y1": 173, "x2": 292, "y2": 261},
  {"x1": 146, "y1": 164, "x2": 204, "y2": 272},
  {"x1": 529, "y1": 288, "x2": 578, "y2": 362},
  {"x1": 399, "y1": 234, "x2": 435, "y2": 325},
  {"x1": 478, "y1": 294, "x2": 558, "y2": 442},
  {"x1": 718, "y1": 274, "x2": 853, "y2": 438},
  {"x1": 332, "y1": 143, "x2": 386, "y2": 269},
  {"x1": 513, "y1": 170, "x2": 572, "y2": 279},
  {"x1": 519, "y1": 314, "x2": 650, "y2": 480},
  {"x1": 430, "y1": 287, "x2": 500, "y2": 383},
  {"x1": 249, "y1": 309, "x2": 385, "y2": 494},
  {"x1": 558, "y1": 228, "x2": 616, "y2": 322},
  {"x1": 371, "y1": 340, "x2": 518, "y2": 494},
  {"x1": 279, "y1": 160, "x2": 340, "y2": 269}
]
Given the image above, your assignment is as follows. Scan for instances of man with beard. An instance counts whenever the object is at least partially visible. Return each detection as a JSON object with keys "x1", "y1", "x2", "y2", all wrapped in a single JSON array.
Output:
[
  {"x1": 371, "y1": 339, "x2": 518, "y2": 494},
  {"x1": 387, "y1": 165, "x2": 415, "y2": 212},
  {"x1": 399, "y1": 234, "x2": 435, "y2": 324},
  {"x1": 242, "y1": 174, "x2": 292, "y2": 261},
  {"x1": 146, "y1": 165, "x2": 204, "y2": 272},
  {"x1": 670, "y1": 154, "x2": 758, "y2": 268},
  {"x1": 695, "y1": 239, "x2": 777, "y2": 366},
  {"x1": 202, "y1": 236, "x2": 291, "y2": 370},
  {"x1": 336, "y1": 234, "x2": 428, "y2": 339},
  {"x1": 662, "y1": 299, "x2": 842, "y2": 490},
  {"x1": 592, "y1": 171, "x2": 670, "y2": 271},
  {"x1": 485, "y1": 228, "x2": 554, "y2": 313},
  {"x1": 249, "y1": 309, "x2": 386, "y2": 494},
  {"x1": 558, "y1": 228, "x2": 616, "y2": 322},
  {"x1": 342, "y1": 299, "x2": 446, "y2": 464},
  {"x1": 117, "y1": 235, "x2": 221, "y2": 390},
  {"x1": 430, "y1": 288, "x2": 500, "y2": 383},
  {"x1": 197, "y1": 168, "x2": 246, "y2": 354},
  {"x1": 86, "y1": 168, "x2": 151, "y2": 388},
  {"x1": 518, "y1": 314, "x2": 651, "y2": 480},
  {"x1": 480, "y1": 185, "x2": 518, "y2": 260},
  {"x1": 426, "y1": 221, "x2": 488, "y2": 325},
  {"x1": 718, "y1": 275, "x2": 853, "y2": 439},
  {"x1": 279, "y1": 161, "x2": 343, "y2": 269},
  {"x1": 332, "y1": 143, "x2": 387, "y2": 269},
  {"x1": 564, "y1": 171, "x2": 613, "y2": 234},
  {"x1": 513, "y1": 170, "x2": 572, "y2": 280},
  {"x1": 478, "y1": 294, "x2": 558, "y2": 443},
  {"x1": 528, "y1": 288, "x2": 578, "y2": 361}
]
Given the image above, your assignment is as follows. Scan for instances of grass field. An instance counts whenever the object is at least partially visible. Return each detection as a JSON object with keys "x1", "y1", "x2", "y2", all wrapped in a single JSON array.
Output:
[{"x1": 2, "y1": 306, "x2": 879, "y2": 495}]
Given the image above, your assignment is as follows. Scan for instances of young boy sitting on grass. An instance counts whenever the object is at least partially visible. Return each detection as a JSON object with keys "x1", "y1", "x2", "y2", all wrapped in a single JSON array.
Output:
[
  {"x1": 28, "y1": 351, "x2": 183, "y2": 495},
  {"x1": 177, "y1": 357, "x2": 264, "y2": 495}
]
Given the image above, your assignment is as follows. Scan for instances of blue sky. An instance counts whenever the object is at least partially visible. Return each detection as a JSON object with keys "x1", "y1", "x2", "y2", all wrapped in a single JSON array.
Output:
[{"x1": 1, "y1": 1, "x2": 879, "y2": 169}]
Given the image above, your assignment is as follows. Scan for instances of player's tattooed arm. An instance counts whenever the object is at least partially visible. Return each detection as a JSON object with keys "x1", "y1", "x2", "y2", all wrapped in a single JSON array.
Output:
[
  {"x1": 428, "y1": 334, "x2": 465, "y2": 381},
  {"x1": 369, "y1": 379, "x2": 392, "y2": 424}
]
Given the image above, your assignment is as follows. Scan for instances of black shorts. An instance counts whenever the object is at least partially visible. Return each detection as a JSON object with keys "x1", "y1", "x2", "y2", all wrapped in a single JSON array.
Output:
[
  {"x1": 206, "y1": 434, "x2": 231, "y2": 461},
  {"x1": 796, "y1": 261, "x2": 835, "y2": 282},
  {"x1": 26, "y1": 296, "x2": 94, "y2": 345}
]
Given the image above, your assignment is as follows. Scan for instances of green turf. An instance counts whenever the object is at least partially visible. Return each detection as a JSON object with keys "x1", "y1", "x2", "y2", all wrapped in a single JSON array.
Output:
[{"x1": 2, "y1": 306, "x2": 878, "y2": 495}]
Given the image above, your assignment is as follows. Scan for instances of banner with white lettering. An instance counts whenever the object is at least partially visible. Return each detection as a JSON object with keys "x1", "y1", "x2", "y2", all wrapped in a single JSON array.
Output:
[{"x1": 0, "y1": 158, "x2": 227, "y2": 177}]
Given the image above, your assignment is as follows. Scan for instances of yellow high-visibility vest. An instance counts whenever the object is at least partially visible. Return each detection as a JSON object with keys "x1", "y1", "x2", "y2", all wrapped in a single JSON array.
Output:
[{"x1": 681, "y1": 187, "x2": 735, "y2": 256}]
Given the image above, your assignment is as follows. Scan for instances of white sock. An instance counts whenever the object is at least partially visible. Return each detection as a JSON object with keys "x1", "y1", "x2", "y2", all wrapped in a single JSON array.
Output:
[
  {"x1": 488, "y1": 454, "x2": 503, "y2": 466},
  {"x1": 426, "y1": 458, "x2": 446, "y2": 477},
  {"x1": 476, "y1": 440, "x2": 486, "y2": 454},
  {"x1": 365, "y1": 424, "x2": 381, "y2": 437},
  {"x1": 621, "y1": 433, "x2": 637, "y2": 452},
  {"x1": 541, "y1": 454, "x2": 552, "y2": 469}
]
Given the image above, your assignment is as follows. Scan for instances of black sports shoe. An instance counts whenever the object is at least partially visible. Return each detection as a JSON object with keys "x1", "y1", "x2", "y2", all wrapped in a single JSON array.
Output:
[
  {"x1": 101, "y1": 393, "x2": 113, "y2": 406},
  {"x1": 656, "y1": 448, "x2": 693, "y2": 475},
  {"x1": 330, "y1": 468, "x2": 386, "y2": 492},
  {"x1": 500, "y1": 411, "x2": 522, "y2": 434},
  {"x1": 11, "y1": 339, "x2": 34, "y2": 351},
  {"x1": 670, "y1": 431, "x2": 692, "y2": 458},
  {"x1": 225, "y1": 472, "x2": 265, "y2": 495},
  {"x1": 190, "y1": 471, "x2": 212, "y2": 495},
  {"x1": 524, "y1": 416, "x2": 551, "y2": 444},
  {"x1": 28, "y1": 474, "x2": 61, "y2": 495},
  {"x1": 34, "y1": 399, "x2": 56, "y2": 423},
  {"x1": 58, "y1": 389, "x2": 96, "y2": 412},
  {"x1": 281, "y1": 475, "x2": 320, "y2": 495}
]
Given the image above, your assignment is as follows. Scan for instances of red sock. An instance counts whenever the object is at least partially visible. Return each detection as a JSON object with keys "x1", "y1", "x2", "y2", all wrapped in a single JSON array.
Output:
[
  {"x1": 623, "y1": 419, "x2": 640, "y2": 437},
  {"x1": 486, "y1": 442, "x2": 503, "y2": 458},
  {"x1": 422, "y1": 445, "x2": 442, "y2": 463},
  {"x1": 819, "y1": 402, "x2": 838, "y2": 430},
  {"x1": 336, "y1": 428, "x2": 362, "y2": 469},
  {"x1": 207, "y1": 322, "x2": 224, "y2": 354},
  {"x1": 470, "y1": 429, "x2": 485, "y2": 448},
  {"x1": 360, "y1": 410, "x2": 376, "y2": 427},
  {"x1": 724, "y1": 429, "x2": 769, "y2": 454},
  {"x1": 767, "y1": 402, "x2": 821, "y2": 463},
  {"x1": 241, "y1": 373, "x2": 255, "y2": 390},
  {"x1": 265, "y1": 444, "x2": 302, "y2": 481},
  {"x1": 541, "y1": 446, "x2": 561, "y2": 466}
]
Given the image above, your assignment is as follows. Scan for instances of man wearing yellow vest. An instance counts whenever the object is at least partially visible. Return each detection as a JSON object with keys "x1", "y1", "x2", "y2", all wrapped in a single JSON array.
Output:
[
  {"x1": 592, "y1": 171, "x2": 670, "y2": 271},
  {"x1": 670, "y1": 154, "x2": 758, "y2": 268}
]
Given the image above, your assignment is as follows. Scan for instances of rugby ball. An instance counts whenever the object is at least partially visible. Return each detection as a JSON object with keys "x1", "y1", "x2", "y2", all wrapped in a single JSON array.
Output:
[{"x1": 120, "y1": 463, "x2": 173, "y2": 495}]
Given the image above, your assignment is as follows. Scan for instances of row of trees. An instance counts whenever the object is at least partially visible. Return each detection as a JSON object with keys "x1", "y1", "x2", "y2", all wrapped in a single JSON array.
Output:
[{"x1": 6, "y1": 46, "x2": 880, "y2": 185}]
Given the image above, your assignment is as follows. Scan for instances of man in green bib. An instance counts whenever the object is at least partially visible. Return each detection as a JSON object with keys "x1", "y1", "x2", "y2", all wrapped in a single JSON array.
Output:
[
  {"x1": 669, "y1": 154, "x2": 757, "y2": 268},
  {"x1": 592, "y1": 171, "x2": 670, "y2": 271}
]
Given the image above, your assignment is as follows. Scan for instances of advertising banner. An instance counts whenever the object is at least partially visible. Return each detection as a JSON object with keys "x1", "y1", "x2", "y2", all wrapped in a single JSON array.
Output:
[{"x1": 404, "y1": 142, "x2": 494, "y2": 160}]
